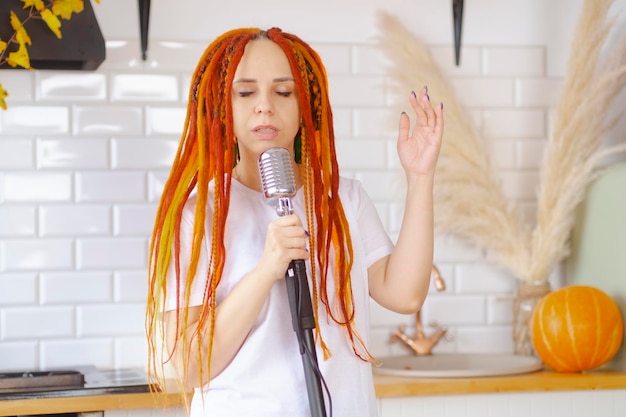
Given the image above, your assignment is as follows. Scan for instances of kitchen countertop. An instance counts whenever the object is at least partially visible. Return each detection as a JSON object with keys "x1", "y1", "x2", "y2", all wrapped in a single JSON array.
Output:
[{"x1": 1, "y1": 370, "x2": 626, "y2": 416}]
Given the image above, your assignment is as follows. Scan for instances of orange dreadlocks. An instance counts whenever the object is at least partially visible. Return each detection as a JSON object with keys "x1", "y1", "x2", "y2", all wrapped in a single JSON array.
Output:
[{"x1": 146, "y1": 27, "x2": 373, "y2": 392}]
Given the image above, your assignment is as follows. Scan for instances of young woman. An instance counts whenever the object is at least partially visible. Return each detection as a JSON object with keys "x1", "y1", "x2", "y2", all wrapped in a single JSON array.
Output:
[{"x1": 146, "y1": 27, "x2": 443, "y2": 417}]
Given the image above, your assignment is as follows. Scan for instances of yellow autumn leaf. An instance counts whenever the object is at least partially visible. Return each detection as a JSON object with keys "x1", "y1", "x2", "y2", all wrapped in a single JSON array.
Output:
[
  {"x1": 0, "y1": 83, "x2": 8, "y2": 110},
  {"x1": 7, "y1": 42, "x2": 31, "y2": 69},
  {"x1": 51, "y1": 0, "x2": 85, "y2": 20},
  {"x1": 10, "y1": 11, "x2": 32, "y2": 46},
  {"x1": 21, "y1": 0, "x2": 46, "y2": 12},
  {"x1": 41, "y1": 9, "x2": 63, "y2": 38},
  {"x1": 0, "y1": 39, "x2": 7, "y2": 55}
]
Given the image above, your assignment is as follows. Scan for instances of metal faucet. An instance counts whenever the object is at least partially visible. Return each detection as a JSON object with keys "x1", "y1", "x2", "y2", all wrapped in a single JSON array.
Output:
[{"x1": 390, "y1": 264, "x2": 448, "y2": 355}]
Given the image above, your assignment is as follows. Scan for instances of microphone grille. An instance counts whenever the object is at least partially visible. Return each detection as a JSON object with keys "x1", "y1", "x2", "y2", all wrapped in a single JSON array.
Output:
[{"x1": 257, "y1": 148, "x2": 296, "y2": 204}]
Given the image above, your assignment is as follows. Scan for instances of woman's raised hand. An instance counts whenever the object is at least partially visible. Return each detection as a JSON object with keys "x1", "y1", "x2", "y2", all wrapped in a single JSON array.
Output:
[{"x1": 396, "y1": 86, "x2": 444, "y2": 178}]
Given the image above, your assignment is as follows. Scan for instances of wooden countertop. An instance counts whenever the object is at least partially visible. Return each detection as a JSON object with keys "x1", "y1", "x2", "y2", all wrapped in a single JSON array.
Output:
[
  {"x1": 2, "y1": 370, "x2": 626, "y2": 416},
  {"x1": 372, "y1": 369, "x2": 626, "y2": 397}
]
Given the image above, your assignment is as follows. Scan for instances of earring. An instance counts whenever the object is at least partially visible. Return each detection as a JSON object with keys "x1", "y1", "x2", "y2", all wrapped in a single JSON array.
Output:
[
  {"x1": 233, "y1": 141, "x2": 240, "y2": 166},
  {"x1": 294, "y1": 129, "x2": 302, "y2": 164}
]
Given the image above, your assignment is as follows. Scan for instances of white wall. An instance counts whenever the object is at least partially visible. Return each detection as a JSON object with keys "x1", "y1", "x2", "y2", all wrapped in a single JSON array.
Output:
[{"x1": 0, "y1": 0, "x2": 624, "y2": 371}]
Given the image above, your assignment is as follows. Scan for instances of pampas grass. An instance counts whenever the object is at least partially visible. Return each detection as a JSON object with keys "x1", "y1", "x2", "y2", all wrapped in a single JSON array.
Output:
[{"x1": 376, "y1": 0, "x2": 626, "y2": 284}]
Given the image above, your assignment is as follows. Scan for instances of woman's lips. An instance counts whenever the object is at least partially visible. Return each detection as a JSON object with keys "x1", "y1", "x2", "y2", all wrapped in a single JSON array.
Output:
[{"x1": 252, "y1": 125, "x2": 279, "y2": 140}]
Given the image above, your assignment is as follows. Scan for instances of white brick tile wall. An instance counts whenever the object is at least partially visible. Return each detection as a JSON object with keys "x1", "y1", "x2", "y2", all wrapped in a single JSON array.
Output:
[
  {"x1": 482, "y1": 47, "x2": 545, "y2": 76},
  {"x1": 490, "y1": 139, "x2": 517, "y2": 169},
  {"x1": 113, "y1": 204, "x2": 157, "y2": 236},
  {"x1": 430, "y1": 46, "x2": 482, "y2": 76},
  {"x1": 0, "y1": 138, "x2": 35, "y2": 169},
  {"x1": 0, "y1": 273, "x2": 37, "y2": 304},
  {"x1": 41, "y1": 338, "x2": 113, "y2": 369},
  {"x1": 314, "y1": 44, "x2": 352, "y2": 75},
  {"x1": 329, "y1": 107, "x2": 351, "y2": 137},
  {"x1": 41, "y1": 272, "x2": 112, "y2": 304},
  {"x1": 483, "y1": 109, "x2": 546, "y2": 138},
  {"x1": 352, "y1": 45, "x2": 386, "y2": 76},
  {"x1": 517, "y1": 140, "x2": 547, "y2": 169},
  {"x1": 487, "y1": 295, "x2": 515, "y2": 325},
  {"x1": 515, "y1": 78, "x2": 563, "y2": 107},
  {"x1": 498, "y1": 171, "x2": 541, "y2": 200},
  {"x1": 76, "y1": 172, "x2": 146, "y2": 202},
  {"x1": 146, "y1": 107, "x2": 187, "y2": 135},
  {"x1": 456, "y1": 263, "x2": 518, "y2": 294},
  {"x1": 39, "y1": 205, "x2": 111, "y2": 236},
  {"x1": 1, "y1": 306, "x2": 74, "y2": 339},
  {"x1": 76, "y1": 238, "x2": 147, "y2": 269},
  {"x1": 2, "y1": 172, "x2": 73, "y2": 202},
  {"x1": 114, "y1": 271, "x2": 148, "y2": 302},
  {"x1": 452, "y1": 78, "x2": 515, "y2": 107},
  {"x1": 0, "y1": 342, "x2": 39, "y2": 371},
  {"x1": 37, "y1": 73, "x2": 108, "y2": 101},
  {"x1": 1, "y1": 238, "x2": 74, "y2": 271},
  {"x1": 423, "y1": 295, "x2": 486, "y2": 326},
  {"x1": 0, "y1": 72, "x2": 34, "y2": 101},
  {"x1": 335, "y1": 139, "x2": 387, "y2": 170},
  {"x1": 328, "y1": 75, "x2": 386, "y2": 107},
  {"x1": 1, "y1": 106, "x2": 70, "y2": 135},
  {"x1": 77, "y1": 304, "x2": 145, "y2": 336},
  {"x1": 0, "y1": 206, "x2": 36, "y2": 236},
  {"x1": 455, "y1": 326, "x2": 514, "y2": 353},
  {"x1": 36, "y1": 138, "x2": 110, "y2": 169},
  {"x1": 73, "y1": 106, "x2": 143, "y2": 135},
  {"x1": 112, "y1": 138, "x2": 178, "y2": 169},
  {"x1": 356, "y1": 171, "x2": 406, "y2": 201},
  {"x1": 114, "y1": 337, "x2": 148, "y2": 369},
  {"x1": 148, "y1": 171, "x2": 170, "y2": 202},
  {"x1": 112, "y1": 74, "x2": 180, "y2": 102},
  {"x1": 353, "y1": 107, "x2": 398, "y2": 138}
]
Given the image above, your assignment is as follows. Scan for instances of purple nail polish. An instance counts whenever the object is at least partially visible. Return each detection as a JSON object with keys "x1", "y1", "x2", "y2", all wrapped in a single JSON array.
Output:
[
  {"x1": 426, "y1": 93, "x2": 431, "y2": 101},
  {"x1": 440, "y1": 102, "x2": 444, "y2": 109},
  {"x1": 411, "y1": 90, "x2": 417, "y2": 98}
]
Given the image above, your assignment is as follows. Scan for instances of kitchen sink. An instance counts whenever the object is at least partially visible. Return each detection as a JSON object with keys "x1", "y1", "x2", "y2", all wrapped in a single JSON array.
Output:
[{"x1": 374, "y1": 353, "x2": 544, "y2": 378}]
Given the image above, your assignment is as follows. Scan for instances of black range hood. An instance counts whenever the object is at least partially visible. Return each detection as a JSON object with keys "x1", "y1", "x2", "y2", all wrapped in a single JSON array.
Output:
[{"x1": 0, "y1": 0, "x2": 105, "y2": 71}]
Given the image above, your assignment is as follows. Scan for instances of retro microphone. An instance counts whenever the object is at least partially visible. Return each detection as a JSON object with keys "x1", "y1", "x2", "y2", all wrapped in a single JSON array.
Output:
[{"x1": 257, "y1": 147, "x2": 328, "y2": 417}]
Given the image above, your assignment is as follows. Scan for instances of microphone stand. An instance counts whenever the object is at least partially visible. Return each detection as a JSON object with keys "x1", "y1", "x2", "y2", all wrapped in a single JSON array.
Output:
[{"x1": 277, "y1": 199, "x2": 328, "y2": 417}]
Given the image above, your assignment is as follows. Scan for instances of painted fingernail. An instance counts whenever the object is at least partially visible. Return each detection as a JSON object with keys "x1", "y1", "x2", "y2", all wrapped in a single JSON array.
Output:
[
  {"x1": 424, "y1": 85, "x2": 429, "y2": 94},
  {"x1": 426, "y1": 93, "x2": 431, "y2": 101},
  {"x1": 305, "y1": 230, "x2": 310, "y2": 237},
  {"x1": 411, "y1": 90, "x2": 417, "y2": 98},
  {"x1": 440, "y1": 102, "x2": 444, "y2": 110},
  {"x1": 401, "y1": 111, "x2": 407, "y2": 116}
]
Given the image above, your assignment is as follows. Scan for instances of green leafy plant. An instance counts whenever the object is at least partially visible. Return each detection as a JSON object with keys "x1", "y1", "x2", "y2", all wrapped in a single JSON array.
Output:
[{"x1": 0, "y1": 0, "x2": 101, "y2": 109}]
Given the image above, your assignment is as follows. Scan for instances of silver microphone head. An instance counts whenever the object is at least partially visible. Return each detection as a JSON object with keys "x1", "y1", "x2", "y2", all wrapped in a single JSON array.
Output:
[{"x1": 257, "y1": 148, "x2": 296, "y2": 215}]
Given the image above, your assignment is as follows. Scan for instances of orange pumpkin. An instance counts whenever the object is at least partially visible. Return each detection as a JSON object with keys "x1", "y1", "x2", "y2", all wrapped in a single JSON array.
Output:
[{"x1": 531, "y1": 285, "x2": 623, "y2": 372}]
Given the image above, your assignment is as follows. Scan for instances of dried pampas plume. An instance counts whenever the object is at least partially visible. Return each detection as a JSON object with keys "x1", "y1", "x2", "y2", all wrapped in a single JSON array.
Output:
[{"x1": 376, "y1": 0, "x2": 626, "y2": 283}]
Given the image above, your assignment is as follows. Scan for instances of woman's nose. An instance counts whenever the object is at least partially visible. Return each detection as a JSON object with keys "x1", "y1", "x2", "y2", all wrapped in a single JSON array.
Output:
[{"x1": 255, "y1": 96, "x2": 273, "y2": 114}]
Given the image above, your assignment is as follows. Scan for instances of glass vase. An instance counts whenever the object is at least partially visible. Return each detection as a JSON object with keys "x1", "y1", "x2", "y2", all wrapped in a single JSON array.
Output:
[{"x1": 512, "y1": 281, "x2": 551, "y2": 356}]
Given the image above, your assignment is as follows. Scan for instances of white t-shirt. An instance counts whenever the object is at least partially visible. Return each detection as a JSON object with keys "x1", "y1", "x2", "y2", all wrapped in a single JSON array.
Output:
[{"x1": 165, "y1": 177, "x2": 393, "y2": 417}]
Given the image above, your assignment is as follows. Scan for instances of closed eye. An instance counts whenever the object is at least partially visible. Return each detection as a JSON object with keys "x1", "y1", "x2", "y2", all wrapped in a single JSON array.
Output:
[{"x1": 276, "y1": 91, "x2": 292, "y2": 97}]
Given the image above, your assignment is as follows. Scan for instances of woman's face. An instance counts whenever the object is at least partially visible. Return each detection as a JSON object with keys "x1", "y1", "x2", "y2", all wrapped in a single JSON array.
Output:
[{"x1": 231, "y1": 38, "x2": 301, "y2": 163}]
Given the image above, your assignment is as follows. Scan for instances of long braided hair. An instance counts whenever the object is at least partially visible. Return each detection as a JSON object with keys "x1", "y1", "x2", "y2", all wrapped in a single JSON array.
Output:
[{"x1": 146, "y1": 27, "x2": 374, "y2": 391}]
